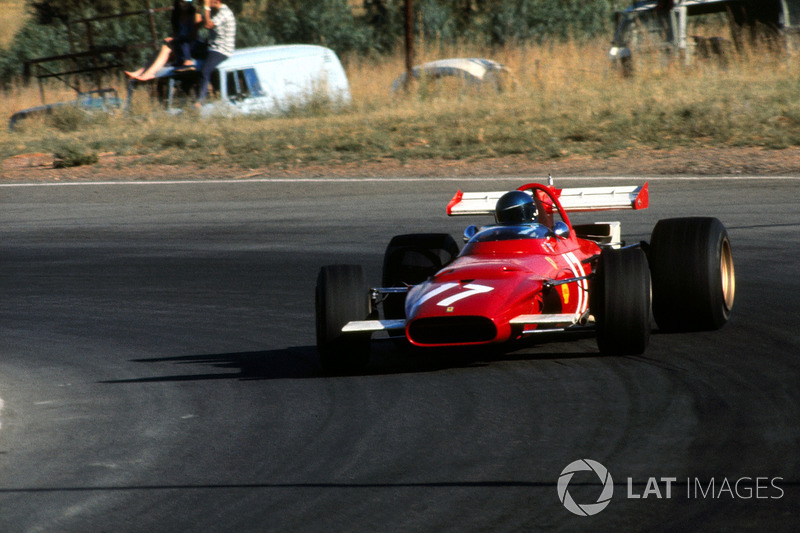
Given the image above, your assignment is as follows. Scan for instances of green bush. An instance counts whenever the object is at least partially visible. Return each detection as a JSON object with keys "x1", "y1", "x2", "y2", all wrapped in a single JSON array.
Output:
[
  {"x1": 364, "y1": 0, "x2": 619, "y2": 48},
  {"x1": 262, "y1": 0, "x2": 373, "y2": 54},
  {"x1": 0, "y1": 20, "x2": 69, "y2": 87},
  {"x1": 47, "y1": 104, "x2": 88, "y2": 132},
  {"x1": 482, "y1": 0, "x2": 618, "y2": 44},
  {"x1": 52, "y1": 141, "x2": 99, "y2": 168}
]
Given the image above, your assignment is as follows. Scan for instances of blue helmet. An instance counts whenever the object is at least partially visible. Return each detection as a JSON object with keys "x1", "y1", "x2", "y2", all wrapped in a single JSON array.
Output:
[{"x1": 495, "y1": 190, "x2": 537, "y2": 224}]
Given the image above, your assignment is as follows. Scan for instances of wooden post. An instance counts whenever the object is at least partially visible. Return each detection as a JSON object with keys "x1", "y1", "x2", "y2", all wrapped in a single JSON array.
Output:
[
  {"x1": 66, "y1": 19, "x2": 81, "y2": 96},
  {"x1": 85, "y1": 20, "x2": 102, "y2": 92},
  {"x1": 404, "y1": 0, "x2": 414, "y2": 89},
  {"x1": 145, "y1": 0, "x2": 159, "y2": 51}
]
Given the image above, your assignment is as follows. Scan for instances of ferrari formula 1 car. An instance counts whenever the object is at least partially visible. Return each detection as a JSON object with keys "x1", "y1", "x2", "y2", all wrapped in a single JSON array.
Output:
[{"x1": 315, "y1": 180, "x2": 735, "y2": 372}]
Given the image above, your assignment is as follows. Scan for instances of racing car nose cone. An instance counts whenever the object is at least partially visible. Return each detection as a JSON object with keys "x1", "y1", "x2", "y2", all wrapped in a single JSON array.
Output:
[
  {"x1": 406, "y1": 280, "x2": 498, "y2": 318},
  {"x1": 403, "y1": 271, "x2": 545, "y2": 346}
]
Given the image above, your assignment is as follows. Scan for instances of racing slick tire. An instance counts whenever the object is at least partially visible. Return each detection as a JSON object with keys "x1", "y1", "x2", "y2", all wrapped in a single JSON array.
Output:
[
  {"x1": 648, "y1": 217, "x2": 735, "y2": 332},
  {"x1": 315, "y1": 264, "x2": 371, "y2": 373},
  {"x1": 381, "y1": 233, "x2": 459, "y2": 320},
  {"x1": 593, "y1": 247, "x2": 651, "y2": 355}
]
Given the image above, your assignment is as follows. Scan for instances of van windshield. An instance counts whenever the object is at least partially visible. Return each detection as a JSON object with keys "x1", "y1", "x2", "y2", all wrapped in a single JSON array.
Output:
[{"x1": 226, "y1": 68, "x2": 265, "y2": 100}]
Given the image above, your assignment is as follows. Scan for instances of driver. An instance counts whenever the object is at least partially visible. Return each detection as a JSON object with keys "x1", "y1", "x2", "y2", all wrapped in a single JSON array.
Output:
[
  {"x1": 465, "y1": 190, "x2": 551, "y2": 243},
  {"x1": 494, "y1": 190, "x2": 538, "y2": 224}
]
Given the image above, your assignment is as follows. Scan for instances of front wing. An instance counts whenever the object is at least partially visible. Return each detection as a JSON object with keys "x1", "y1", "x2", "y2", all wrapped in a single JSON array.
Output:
[{"x1": 342, "y1": 310, "x2": 589, "y2": 337}]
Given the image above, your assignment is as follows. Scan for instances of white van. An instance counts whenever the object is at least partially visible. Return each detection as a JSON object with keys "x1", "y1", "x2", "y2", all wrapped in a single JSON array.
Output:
[
  {"x1": 201, "y1": 44, "x2": 351, "y2": 116},
  {"x1": 130, "y1": 44, "x2": 351, "y2": 116}
]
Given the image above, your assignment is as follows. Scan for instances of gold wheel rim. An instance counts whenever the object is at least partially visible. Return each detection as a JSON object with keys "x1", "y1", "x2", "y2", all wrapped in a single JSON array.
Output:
[{"x1": 720, "y1": 237, "x2": 735, "y2": 312}]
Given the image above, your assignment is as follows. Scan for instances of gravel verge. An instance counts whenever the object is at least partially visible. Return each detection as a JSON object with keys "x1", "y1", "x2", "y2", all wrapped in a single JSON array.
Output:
[{"x1": 2, "y1": 146, "x2": 800, "y2": 183}]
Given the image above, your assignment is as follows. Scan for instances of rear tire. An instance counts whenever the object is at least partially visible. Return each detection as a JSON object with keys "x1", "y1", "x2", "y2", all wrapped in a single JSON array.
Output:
[
  {"x1": 381, "y1": 233, "x2": 459, "y2": 320},
  {"x1": 315, "y1": 265, "x2": 371, "y2": 373},
  {"x1": 648, "y1": 217, "x2": 735, "y2": 332},
  {"x1": 593, "y1": 247, "x2": 651, "y2": 355}
]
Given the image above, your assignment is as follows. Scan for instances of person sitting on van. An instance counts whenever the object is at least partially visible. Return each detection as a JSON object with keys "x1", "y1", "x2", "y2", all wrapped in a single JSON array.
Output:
[
  {"x1": 195, "y1": 0, "x2": 236, "y2": 106},
  {"x1": 125, "y1": 0, "x2": 199, "y2": 81},
  {"x1": 169, "y1": 0, "x2": 201, "y2": 69}
]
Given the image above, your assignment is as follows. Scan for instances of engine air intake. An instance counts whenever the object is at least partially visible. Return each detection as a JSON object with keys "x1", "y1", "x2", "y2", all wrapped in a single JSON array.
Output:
[{"x1": 408, "y1": 316, "x2": 496, "y2": 345}]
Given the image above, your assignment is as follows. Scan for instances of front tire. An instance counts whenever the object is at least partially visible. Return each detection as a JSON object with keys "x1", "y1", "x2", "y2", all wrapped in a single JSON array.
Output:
[
  {"x1": 593, "y1": 247, "x2": 651, "y2": 355},
  {"x1": 648, "y1": 217, "x2": 735, "y2": 332},
  {"x1": 315, "y1": 265, "x2": 371, "y2": 373},
  {"x1": 381, "y1": 233, "x2": 459, "y2": 320}
]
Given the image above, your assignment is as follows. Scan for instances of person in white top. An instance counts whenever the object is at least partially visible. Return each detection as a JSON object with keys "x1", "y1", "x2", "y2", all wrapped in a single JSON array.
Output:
[{"x1": 196, "y1": 0, "x2": 236, "y2": 105}]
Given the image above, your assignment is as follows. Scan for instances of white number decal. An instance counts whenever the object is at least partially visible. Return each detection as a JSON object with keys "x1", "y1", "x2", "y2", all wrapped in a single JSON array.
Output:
[
  {"x1": 436, "y1": 283, "x2": 494, "y2": 307},
  {"x1": 415, "y1": 282, "x2": 459, "y2": 307}
]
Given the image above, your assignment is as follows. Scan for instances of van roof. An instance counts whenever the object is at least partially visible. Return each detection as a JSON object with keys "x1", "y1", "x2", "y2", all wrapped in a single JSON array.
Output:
[{"x1": 218, "y1": 45, "x2": 337, "y2": 71}]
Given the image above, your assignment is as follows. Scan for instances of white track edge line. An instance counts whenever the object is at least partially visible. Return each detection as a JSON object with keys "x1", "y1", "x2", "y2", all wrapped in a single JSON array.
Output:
[{"x1": 2, "y1": 175, "x2": 800, "y2": 187}]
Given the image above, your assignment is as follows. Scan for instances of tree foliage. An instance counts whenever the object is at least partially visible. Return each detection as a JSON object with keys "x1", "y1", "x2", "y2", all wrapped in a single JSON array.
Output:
[{"x1": 1, "y1": 0, "x2": 620, "y2": 87}]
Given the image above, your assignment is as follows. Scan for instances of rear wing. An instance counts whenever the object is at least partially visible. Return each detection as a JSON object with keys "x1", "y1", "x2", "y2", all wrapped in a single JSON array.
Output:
[{"x1": 447, "y1": 182, "x2": 649, "y2": 216}]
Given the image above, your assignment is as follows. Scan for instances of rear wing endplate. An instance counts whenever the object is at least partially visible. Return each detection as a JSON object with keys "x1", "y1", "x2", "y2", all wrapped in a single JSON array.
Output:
[{"x1": 447, "y1": 183, "x2": 648, "y2": 216}]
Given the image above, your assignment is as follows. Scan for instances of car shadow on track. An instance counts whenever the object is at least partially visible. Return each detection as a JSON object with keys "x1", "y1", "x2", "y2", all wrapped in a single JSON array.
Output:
[{"x1": 102, "y1": 335, "x2": 604, "y2": 384}]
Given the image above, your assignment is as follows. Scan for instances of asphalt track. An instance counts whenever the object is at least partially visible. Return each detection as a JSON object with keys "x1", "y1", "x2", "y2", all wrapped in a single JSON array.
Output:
[{"x1": 0, "y1": 176, "x2": 798, "y2": 532}]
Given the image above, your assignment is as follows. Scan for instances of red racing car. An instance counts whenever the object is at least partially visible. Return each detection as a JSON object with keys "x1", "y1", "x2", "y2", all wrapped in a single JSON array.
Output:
[{"x1": 315, "y1": 180, "x2": 735, "y2": 372}]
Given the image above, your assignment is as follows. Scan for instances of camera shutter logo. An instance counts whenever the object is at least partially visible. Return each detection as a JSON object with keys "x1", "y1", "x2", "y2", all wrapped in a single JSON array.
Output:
[{"x1": 557, "y1": 459, "x2": 614, "y2": 516}]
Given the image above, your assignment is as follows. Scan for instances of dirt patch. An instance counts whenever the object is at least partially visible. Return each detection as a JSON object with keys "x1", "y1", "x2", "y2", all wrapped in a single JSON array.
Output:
[{"x1": 2, "y1": 146, "x2": 800, "y2": 183}]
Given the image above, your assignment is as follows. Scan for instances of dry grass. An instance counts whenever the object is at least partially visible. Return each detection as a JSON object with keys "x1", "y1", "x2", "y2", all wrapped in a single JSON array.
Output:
[
  {"x1": 0, "y1": 0, "x2": 27, "y2": 48},
  {"x1": 3, "y1": 38, "x2": 800, "y2": 170}
]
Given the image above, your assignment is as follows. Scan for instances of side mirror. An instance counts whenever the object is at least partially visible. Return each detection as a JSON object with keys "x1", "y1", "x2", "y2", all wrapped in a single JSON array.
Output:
[
  {"x1": 463, "y1": 225, "x2": 478, "y2": 242},
  {"x1": 553, "y1": 221, "x2": 570, "y2": 239}
]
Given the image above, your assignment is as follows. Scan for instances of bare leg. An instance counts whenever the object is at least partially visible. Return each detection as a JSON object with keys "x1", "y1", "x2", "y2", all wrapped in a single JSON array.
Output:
[
  {"x1": 124, "y1": 68, "x2": 144, "y2": 79},
  {"x1": 135, "y1": 44, "x2": 173, "y2": 81}
]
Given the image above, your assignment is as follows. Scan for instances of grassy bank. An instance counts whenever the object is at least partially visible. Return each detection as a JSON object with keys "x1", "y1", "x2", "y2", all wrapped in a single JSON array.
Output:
[{"x1": 2, "y1": 39, "x2": 800, "y2": 170}]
